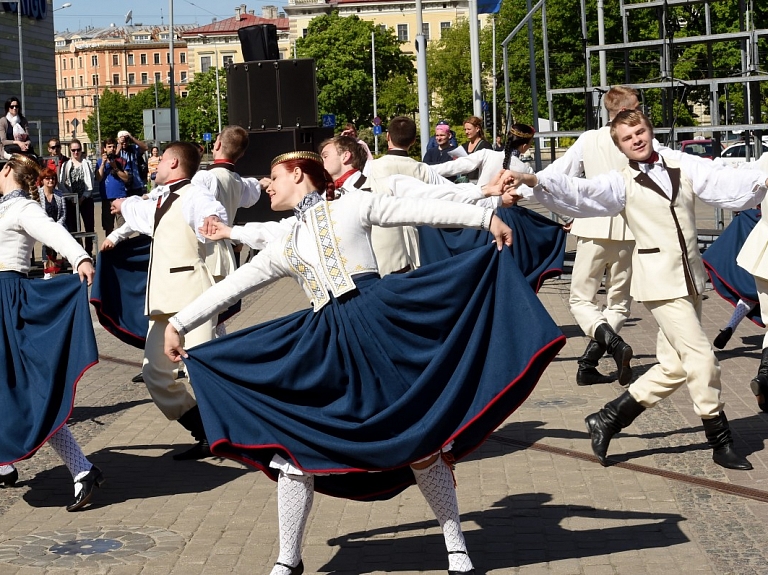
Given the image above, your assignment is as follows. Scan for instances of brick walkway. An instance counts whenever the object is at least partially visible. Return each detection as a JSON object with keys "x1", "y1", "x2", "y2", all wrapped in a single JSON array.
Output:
[{"x1": 1, "y1": 204, "x2": 768, "y2": 574}]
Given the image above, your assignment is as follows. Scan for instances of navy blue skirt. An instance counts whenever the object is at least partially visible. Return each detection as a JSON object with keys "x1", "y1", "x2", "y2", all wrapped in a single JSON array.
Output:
[
  {"x1": 183, "y1": 245, "x2": 565, "y2": 501},
  {"x1": 702, "y1": 209, "x2": 763, "y2": 327},
  {"x1": 418, "y1": 205, "x2": 566, "y2": 293},
  {"x1": 90, "y1": 235, "x2": 241, "y2": 349},
  {"x1": 0, "y1": 273, "x2": 98, "y2": 464}
]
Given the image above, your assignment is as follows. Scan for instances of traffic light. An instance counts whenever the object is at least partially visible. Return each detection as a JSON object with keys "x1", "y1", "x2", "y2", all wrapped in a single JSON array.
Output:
[{"x1": 484, "y1": 109, "x2": 493, "y2": 132}]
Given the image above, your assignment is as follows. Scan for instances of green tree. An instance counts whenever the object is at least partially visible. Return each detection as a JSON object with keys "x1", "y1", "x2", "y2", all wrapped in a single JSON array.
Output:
[
  {"x1": 297, "y1": 11, "x2": 414, "y2": 127},
  {"x1": 83, "y1": 89, "x2": 133, "y2": 143},
  {"x1": 377, "y1": 73, "x2": 419, "y2": 120},
  {"x1": 177, "y1": 67, "x2": 228, "y2": 142},
  {"x1": 427, "y1": 20, "x2": 475, "y2": 128}
]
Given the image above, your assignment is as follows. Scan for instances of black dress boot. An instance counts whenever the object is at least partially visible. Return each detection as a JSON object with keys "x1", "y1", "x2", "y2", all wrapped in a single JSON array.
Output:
[
  {"x1": 584, "y1": 391, "x2": 645, "y2": 466},
  {"x1": 749, "y1": 348, "x2": 768, "y2": 413},
  {"x1": 174, "y1": 405, "x2": 211, "y2": 460},
  {"x1": 594, "y1": 323, "x2": 633, "y2": 386},
  {"x1": 702, "y1": 412, "x2": 752, "y2": 470},
  {"x1": 576, "y1": 340, "x2": 614, "y2": 385}
]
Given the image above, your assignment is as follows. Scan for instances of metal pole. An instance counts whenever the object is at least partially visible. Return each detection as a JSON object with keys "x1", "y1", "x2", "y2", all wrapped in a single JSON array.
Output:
[
  {"x1": 372, "y1": 31, "x2": 379, "y2": 156},
  {"x1": 527, "y1": 0, "x2": 541, "y2": 170},
  {"x1": 16, "y1": 2, "x2": 25, "y2": 112},
  {"x1": 597, "y1": 0, "x2": 608, "y2": 125},
  {"x1": 96, "y1": 95, "x2": 101, "y2": 153},
  {"x1": 415, "y1": 0, "x2": 430, "y2": 153},
  {"x1": 169, "y1": 0, "x2": 177, "y2": 141},
  {"x1": 214, "y1": 43, "x2": 222, "y2": 133},
  {"x1": 469, "y1": 0, "x2": 482, "y2": 117},
  {"x1": 492, "y1": 16, "x2": 497, "y2": 141},
  {"x1": 542, "y1": 1, "x2": 556, "y2": 163}
]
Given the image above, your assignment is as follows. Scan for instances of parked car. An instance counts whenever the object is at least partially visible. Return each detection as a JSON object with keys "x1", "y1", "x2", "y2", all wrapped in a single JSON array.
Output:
[
  {"x1": 721, "y1": 140, "x2": 768, "y2": 166},
  {"x1": 679, "y1": 139, "x2": 720, "y2": 160}
]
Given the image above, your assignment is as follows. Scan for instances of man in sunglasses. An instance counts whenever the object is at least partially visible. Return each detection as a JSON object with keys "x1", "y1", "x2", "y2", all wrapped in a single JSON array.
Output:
[{"x1": 46, "y1": 137, "x2": 69, "y2": 180}]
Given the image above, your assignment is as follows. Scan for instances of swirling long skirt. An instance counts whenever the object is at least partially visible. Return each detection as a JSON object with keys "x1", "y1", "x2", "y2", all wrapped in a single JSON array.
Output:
[
  {"x1": 183, "y1": 245, "x2": 565, "y2": 501},
  {"x1": 0, "y1": 273, "x2": 98, "y2": 464},
  {"x1": 90, "y1": 235, "x2": 241, "y2": 349},
  {"x1": 702, "y1": 209, "x2": 763, "y2": 327},
  {"x1": 418, "y1": 205, "x2": 566, "y2": 293}
]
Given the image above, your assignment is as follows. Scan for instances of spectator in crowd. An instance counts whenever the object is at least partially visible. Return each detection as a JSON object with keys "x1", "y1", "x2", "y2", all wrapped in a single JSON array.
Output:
[
  {"x1": 426, "y1": 120, "x2": 458, "y2": 151},
  {"x1": 46, "y1": 137, "x2": 69, "y2": 178},
  {"x1": 493, "y1": 134, "x2": 504, "y2": 152},
  {"x1": 340, "y1": 122, "x2": 373, "y2": 160},
  {"x1": 96, "y1": 137, "x2": 131, "y2": 233},
  {"x1": 423, "y1": 123, "x2": 457, "y2": 166},
  {"x1": 1, "y1": 97, "x2": 33, "y2": 158},
  {"x1": 117, "y1": 130, "x2": 148, "y2": 196},
  {"x1": 37, "y1": 167, "x2": 67, "y2": 278},
  {"x1": 147, "y1": 146, "x2": 161, "y2": 189},
  {"x1": 462, "y1": 116, "x2": 492, "y2": 182},
  {"x1": 60, "y1": 138, "x2": 96, "y2": 256}
]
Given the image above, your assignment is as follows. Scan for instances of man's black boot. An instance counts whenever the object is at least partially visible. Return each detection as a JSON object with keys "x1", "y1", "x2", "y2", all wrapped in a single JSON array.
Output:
[
  {"x1": 594, "y1": 323, "x2": 633, "y2": 386},
  {"x1": 749, "y1": 348, "x2": 768, "y2": 413},
  {"x1": 174, "y1": 405, "x2": 211, "y2": 460},
  {"x1": 576, "y1": 340, "x2": 614, "y2": 385},
  {"x1": 584, "y1": 391, "x2": 645, "y2": 466},
  {"x1": 702, "y1": 412, "x2": 752, "y2": 470}
]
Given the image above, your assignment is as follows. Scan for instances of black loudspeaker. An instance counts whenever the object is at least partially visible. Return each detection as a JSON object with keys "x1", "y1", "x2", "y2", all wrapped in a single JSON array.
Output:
[
  {"x1": 227, "y1": 59, "x2": 318, "y2": 130},
  {"x1": 233, "y1": 126, "x2": 334, "y2": 224},
  {"x1": 237, "y1": 24, "x2": 279, "y2": 61}
]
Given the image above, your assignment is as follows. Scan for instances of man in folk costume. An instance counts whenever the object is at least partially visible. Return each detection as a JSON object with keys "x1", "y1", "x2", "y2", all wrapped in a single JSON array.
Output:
[
  {"x1": 510, "y1": 109, "x2": 768, "y2": 471},
  {"x1": 111, "y1": 141, "x2": 227, "y2": 460},
  {"x1": 192, "y1": 125, "x2": 270, "y2": 285},
  {"x1": 549, "y1": 86, "x2": 639, "y2": 386}
]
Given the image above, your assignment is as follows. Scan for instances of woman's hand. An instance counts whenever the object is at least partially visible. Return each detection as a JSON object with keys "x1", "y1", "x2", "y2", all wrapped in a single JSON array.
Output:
[
  {"x1": 200, "y1": 219, "x2": 232, "y2": 241},
  {"x1": 164, "y1": 322, "x2": 188, "y2": 362},
  {"x1": 77, "y1": 260, "x2": 95, "y2": 285},
  {"x1": 488, "y1": 215, "x2": 513, "y2": 250},
  {"x1": 101, "y1": 238, "x2": 115, "y2": 251}
]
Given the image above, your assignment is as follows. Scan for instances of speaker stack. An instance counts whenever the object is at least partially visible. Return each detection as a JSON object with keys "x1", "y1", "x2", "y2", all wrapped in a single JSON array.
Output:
[{"x1": 228, "y1": 37, "x2": 334, "y2": 222}]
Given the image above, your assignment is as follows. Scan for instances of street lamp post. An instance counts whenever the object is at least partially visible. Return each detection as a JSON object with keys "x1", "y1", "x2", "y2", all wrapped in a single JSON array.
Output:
[{"x1": 198, "y1": 34, "x2": 222, "y2": 134}]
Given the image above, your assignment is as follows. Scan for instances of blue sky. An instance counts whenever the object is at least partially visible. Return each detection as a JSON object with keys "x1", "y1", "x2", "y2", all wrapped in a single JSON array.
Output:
[{"x1": 52, "y1": 0, "x2": 284, "y2": 32}]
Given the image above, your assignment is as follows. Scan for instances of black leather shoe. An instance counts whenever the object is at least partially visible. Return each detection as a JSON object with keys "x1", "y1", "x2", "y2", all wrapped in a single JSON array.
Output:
[
  {"x1": 713, "y1": 327, "x2": 733, "y2": 350},
  {"x1": 67, "y1": 466, "x2": 104, "y2": 512},
  {"x1": 576, "y1": 366, "x2": 614, "y2": 385},
  {"x1": 0, "y1": 467, "x2": 18, "y2": 487},
  {"x1": 274, "y1": 560, "x2": 304, "y2": 574},
  {"x1": 703, "y1": 413, "x2": 753, "y2": 470},
  {"x1": 172, "y1": 440, "x2": 212, "y2": 461},
  {"x1": 131, "y1": 372, "x2": 144, "y2": 383},
  {"x1": 750, "y1": 374, "x2": 768, "y2": 413}
]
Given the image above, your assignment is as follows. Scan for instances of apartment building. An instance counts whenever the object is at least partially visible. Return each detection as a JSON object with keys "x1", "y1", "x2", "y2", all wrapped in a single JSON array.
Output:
[{"x1": 54, "y1": 25, "x2": 193, "y2": 151}]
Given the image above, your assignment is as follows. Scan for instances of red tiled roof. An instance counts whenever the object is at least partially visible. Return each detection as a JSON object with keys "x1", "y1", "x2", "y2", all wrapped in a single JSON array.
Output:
[{"x1": 182, "y1": 13, "x2": 289, "y2": 36}]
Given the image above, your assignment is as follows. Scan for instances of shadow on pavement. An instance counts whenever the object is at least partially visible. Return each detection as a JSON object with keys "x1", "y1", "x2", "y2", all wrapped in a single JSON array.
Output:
[
  {"x1": 322, "y1": 492, "x2": 687, "y2": 574},
  {"x1": 21, "y1": 446, "x2": 249, "y2": 510},
  {"x1": 68, "y1": 399, "x2": 154, "y2": 425}
]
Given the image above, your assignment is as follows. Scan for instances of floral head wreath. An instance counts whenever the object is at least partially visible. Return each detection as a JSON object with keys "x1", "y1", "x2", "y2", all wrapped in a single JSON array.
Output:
[
  {"x1": 271, "y1": 151, "x2": 324, "y2": 168},
  {"x1": 508, "y1": 126, "x2": 535, "y2": 139}
]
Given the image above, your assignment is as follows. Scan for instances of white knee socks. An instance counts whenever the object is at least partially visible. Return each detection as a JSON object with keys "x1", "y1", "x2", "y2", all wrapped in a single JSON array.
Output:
[
  {"x1": 0, "y1": 464, "x2": 15, "y2": 475},
  {"x1": 412, "y1": 457, "x2": 474, "y2": 573},
  {"x1": 47, "y1": 425, "x2": 92, "y2": 494},
  {"x1": 270, "y1": 472, "x2": 314, "y2": 575}
]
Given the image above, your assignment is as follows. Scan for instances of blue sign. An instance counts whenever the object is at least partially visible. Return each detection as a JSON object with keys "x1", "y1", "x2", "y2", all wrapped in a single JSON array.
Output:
[
  {"x1": 322, "y1": 114, "x2": 336, "y2": 128},
  {"x1": 373, "y1": 125, "x2": 383, "y2": 136},
  {"x1": 203, "y1": 132, "x2": 212, "y2": 142}
]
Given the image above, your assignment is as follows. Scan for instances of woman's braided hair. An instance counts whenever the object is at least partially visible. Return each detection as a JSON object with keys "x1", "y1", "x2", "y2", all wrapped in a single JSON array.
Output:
[{"x1": 7, "y1": 154, "x2": 41, "y2": 201}]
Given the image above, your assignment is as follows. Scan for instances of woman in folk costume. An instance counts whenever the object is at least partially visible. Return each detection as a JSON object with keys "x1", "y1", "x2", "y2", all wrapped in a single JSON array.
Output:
[
  {"x1": 164, "y1": 151, "x2": 565, "y2": 575},
  {"x1": 416, "y1": 123, "x2": 567, "y2": 292},
  {"x1": 0, "y1": 154, "x2": 102, "y2": 511}
]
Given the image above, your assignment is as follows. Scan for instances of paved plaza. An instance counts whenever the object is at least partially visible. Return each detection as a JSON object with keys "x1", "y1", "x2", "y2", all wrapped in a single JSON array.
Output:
[{"x1": 1, "y1": 202, "x2": 768, "y2": 574}]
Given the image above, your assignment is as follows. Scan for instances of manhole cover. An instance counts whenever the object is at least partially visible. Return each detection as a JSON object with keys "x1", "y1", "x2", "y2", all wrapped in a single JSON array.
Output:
[{"x1": 50, "y1": 538, "x2": 123, "y2": 555}]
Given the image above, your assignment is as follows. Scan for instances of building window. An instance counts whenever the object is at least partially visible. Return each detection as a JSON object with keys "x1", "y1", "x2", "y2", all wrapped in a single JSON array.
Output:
[
  {"x1": 127, "y1": 54, "x2": 134, "y2": 66},
  {"x1": 154, "y1": 53, "x2": 161, "y2": 65},
  {"x1": 71, "y1": 96, "x2": 75, "y2": 107},
  {"x1": 440, "y1": 22, "x2": 451, "y2": 36},
  {"x1": 180, "y1": 52, "x2": 186, "y2": 64},
  {"x1": 181, "y1": 91, "x2": 188, "y2": 98},
  {"x1": 91, "y1": 55, "x2": 98, "y2": 67},
  {"x1": 180, "y1": 71, "x2": 188, "y2": 83},
  {"x1": 167, "y1": 52, "x2": 171, "y2": 64},
  {"x1": 112, "y1": 54, "x2": 119, "y2": 66},
  {"x1": 134, "y1": 34, "x2": 150, "y2": 42},
  {"x1": 397, "y1": 24, "x2": 408, "y2": 42},
  {"x1": 379, "y1": 25, "x2": 387, "y2": 33},
  {"x1": 70, "y1": 57, "x2": 74, "y2": 69},
  {"x1": 223, "y1": 55, "x2": 234, "y2": 67},
  {"x1": 92, "y1": 74, "x2": 99, "y2": 87},
  {"x1": 154, "y1": 72, "x2": 161, "y2": 83},
  {"x1": 141, "y1": 73, "x2": 148, "y2": 84},
  {"x1": 112, "y1": 73, "x2": 119, "y2": 85},
  {"x1": 160, "y1": 33, "x2": 169, "y2": 41},
  {"x1": 64, "y1": 98, "x2": 68, "y2": 110},
  {"x1": 79, "y1": 76, "x2": 84, "y2": 87},
  {"x1": 128, "y1": 73, "x2": 135, "y2": 85},
  {"x1": 129, "y1": 93, "x2": 135, "y2": 98},
  {"x1": 80, "y1": 96, "x2": 85, "y2": 107},
  {"x1": 200, "y1": 56, "x2": 211, "y2": 73},
  {"x1": 78, "y1": 57, "x2": 82, "y2": 68},
  {"x1": 70, "y1": 76, "x2": 74, "y2": 87},
  {"x1": 63, "y1": 58, "x2": 67, "y2": 70},
  {"x1": 92, "y1": 95, "x2": 98, "y2": 107},
  {"x1": 66, "y1": 120, "x2": 70, "y2": 133},
  {"x1": 63, "y1": 77, "x2": 68, "y2": 88},
  {"x1": 140, "y1": 53, "x2": 147, "y2": 65},
  {"x1": 422, "y1": 23, "x2": 430, "y2": 41},
  {"x1": 302, "y1": 28, "x2": 308, "y2": 38}
]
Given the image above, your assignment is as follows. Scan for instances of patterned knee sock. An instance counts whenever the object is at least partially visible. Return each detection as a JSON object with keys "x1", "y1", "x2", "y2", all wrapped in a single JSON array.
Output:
[
  {"x1": 47, "y1": 425, "x2": 92, "y2": 494},
  {"x1": 270, "y1": 472, "x2": 314, "y2": 575},
  {"x1": 412, "y1": 457, "x2": 473, "y2": 573},
  {"x1": 727, "y1": 299, "x2": 755, "y2": 330}
]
